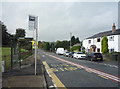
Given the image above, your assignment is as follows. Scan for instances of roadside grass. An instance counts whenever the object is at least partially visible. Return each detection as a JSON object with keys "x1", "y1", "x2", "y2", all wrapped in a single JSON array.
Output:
[
  {"x1": 2, "y1": 47, "x2": 32, "y2": 71},
  {"x1": 2, "y1": 47, "x2": 11, "y2": 70}
]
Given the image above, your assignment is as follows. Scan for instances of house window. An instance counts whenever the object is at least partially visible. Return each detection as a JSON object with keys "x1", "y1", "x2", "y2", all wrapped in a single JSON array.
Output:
[
  {"x1": 109, "y1": 36, "x2": 114, "y2": 41},
  {"x1": 88, "y1": 40, "x2": 91, "y2": 44},
  {"x1": 109, "y1": 49, "x2": 114, "y2": 53},
  {"x1": 97, "y1": 48, "x2": 100, "y2": 52},
  {"x1": 97, "y1": 38, "x2": 100, "y2": 42}
]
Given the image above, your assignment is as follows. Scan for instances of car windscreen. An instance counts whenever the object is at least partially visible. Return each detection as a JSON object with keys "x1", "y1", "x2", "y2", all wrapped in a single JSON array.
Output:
[
  {"x1": 94, "y1": 53, "x2": 102, "y2": 56},
  {"x1": 77, "y1": 53, "x2": 84, "y2": 54}
]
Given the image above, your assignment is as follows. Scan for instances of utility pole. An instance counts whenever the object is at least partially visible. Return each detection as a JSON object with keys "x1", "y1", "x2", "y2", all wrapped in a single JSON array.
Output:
[{"x1": 70, "y1": 33, "x2": 72, "y2": 52}]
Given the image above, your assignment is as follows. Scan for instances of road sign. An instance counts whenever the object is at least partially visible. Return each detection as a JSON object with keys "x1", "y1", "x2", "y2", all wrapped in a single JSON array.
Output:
[
  {"x1": 28, "y1": 15, "x2": 37, "y2": 31},
  {"x1": 31, "y1": 40, "x2": 38, "y2": 49}
]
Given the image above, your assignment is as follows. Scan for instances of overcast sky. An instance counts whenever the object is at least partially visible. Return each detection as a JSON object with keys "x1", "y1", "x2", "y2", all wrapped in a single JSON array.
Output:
[{"x1": 1, "y1": 1, "x2": 118, "y2": 42}]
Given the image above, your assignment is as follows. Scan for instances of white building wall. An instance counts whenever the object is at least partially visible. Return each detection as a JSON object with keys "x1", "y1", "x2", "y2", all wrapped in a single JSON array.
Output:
[
  {"x1": 93, "y1": 38, "x2": 102, "y2": 52},
  {"x1": 83, "y1": 35, "x2": 120, "y2": 53},
  {"x1": 118, "y1": 35, "x2": 120, "y2": 52},
  {"x1": 107, "y1": 35, "x2": 119, "y2": 52},
  {"x1": 82, "y1": 39, "x2": 89, "y2": 52}
]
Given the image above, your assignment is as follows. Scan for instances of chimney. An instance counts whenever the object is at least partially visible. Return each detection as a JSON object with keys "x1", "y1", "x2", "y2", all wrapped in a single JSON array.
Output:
[{"x1": 112, "y1": 23, "x2": 116, "y2": 33}]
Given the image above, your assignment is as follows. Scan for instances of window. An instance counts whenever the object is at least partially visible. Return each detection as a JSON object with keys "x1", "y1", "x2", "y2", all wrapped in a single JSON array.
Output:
[
  {"x1": 97, "y1": 38, "x2": 100, "y2": 42},
  {"x1": 109, "y1": 49, "x2": 114, "y2": 53},
  {"x1": 97, "y1": 48, "x2": 100, "y2": 52},
  {"x1": 109, "y1": 36, "x2": 114, "y2": 41},
  {"x1": 88, "y1": 40, "x2": 91, "y2": 44}
]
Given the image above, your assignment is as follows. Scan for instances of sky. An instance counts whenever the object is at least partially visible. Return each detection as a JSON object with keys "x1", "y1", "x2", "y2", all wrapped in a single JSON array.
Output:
[{"x1": 1, "y1": 1, "x2": 119, "y2": 42}]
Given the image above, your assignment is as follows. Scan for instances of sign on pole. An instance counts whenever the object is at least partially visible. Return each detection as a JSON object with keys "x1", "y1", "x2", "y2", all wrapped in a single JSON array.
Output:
[
  {"x1": 32, "y1": 40, "x2": 38, "y2": 49},
  {"x1": 28, "y1": 15, "x2": 37, "y2": 31},
  {"x1": 28, "y1": 15, "x2": 38, "y2": 75}
]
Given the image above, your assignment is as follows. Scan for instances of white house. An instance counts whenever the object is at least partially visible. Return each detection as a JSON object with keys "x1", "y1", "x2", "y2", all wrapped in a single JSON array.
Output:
[{"x1": 82, "y1": 23, "x2": 120, "y2": 53}]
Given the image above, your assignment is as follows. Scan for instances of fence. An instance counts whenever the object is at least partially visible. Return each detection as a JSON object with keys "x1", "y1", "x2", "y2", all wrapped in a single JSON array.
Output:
[{"x1": 2, "y1": 50, "x2": 33, "y2": 72}]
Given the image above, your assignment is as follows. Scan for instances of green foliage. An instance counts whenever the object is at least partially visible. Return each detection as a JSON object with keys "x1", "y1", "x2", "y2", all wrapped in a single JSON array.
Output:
[
  {"x1": 71, "y1": 36, "x2": 76, "y2": 46},
  {"x1": 55, "y1": 40, "x2": 70, "y2": 50},
  {"x1": 2, "y1": 47, "x2": 11, "y2": 56},
  {"x1": 15, "y1": 28, "x2": 26, "y2": 38},
  {"x1": 2, "y1": 47, "x2": 11, "y2": 70},
  {"x1": 20, "y1": 49, "x2": 28, "y2": 52},
  {"x1": 71, "y1": 36, "x2": 80, "y2": 46},
  {"x1": 71, "y1": 46, "x2": 81, "y2": 52},
  {"x1": 75, "y1": 37, "x2": 80, "y2": 44},
  {"x1": 101, "y1": 36, "x2": 109, "y2": 53},
  {"x1": 1, "y1": 22, "x2": 12, "y2": 46},
  {"x1": 38, "y1": 35, "x2": 81, "y2": 52},
  {"x1": 44, "y1": 42, "x2": 51, "y2": 51}
]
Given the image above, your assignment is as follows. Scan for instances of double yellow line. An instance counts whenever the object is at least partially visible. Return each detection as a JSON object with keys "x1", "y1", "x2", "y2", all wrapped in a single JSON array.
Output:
[{"x1": 43, "y1": 61, "x2": 67, "y2": 89}]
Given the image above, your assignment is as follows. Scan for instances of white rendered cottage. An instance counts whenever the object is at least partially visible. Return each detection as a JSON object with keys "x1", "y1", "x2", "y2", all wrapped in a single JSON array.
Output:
[{"x1": 82, "y1": 23, "x2": 120, "y2": 53}]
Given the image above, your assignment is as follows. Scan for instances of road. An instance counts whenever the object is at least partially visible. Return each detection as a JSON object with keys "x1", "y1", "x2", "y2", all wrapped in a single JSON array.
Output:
[{"x1": 38, "y1": 49, "x2": 119, "y2": 89}]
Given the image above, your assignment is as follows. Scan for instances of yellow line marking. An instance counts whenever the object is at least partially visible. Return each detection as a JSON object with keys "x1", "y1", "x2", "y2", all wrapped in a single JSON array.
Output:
[
  {"x1": 98, "y1": 75, "x2": 108, "y2": 79},
  {"x1": 43, "y1": 61, "x2": 67, "y2": 89},
  {"x1": 59, "y1": 68, "x2": 65, "y2": 71},
  {"x1": 51, "y1": 68, "x2": 59, "y2": 72}
]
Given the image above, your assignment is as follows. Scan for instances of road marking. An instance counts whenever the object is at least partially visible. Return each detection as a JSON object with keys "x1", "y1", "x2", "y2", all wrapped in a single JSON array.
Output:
[
  {"x1": 43, "y1": 61, "x2": 67, "y2": 89},
  {"x1": 98, "y1": 75, "x2": 108, "y2": 79},
  {"x1": 59, "y1": 68, "x2": 65, "y2": 71},
  {"x1": 85, "y1": 69, "x2": 92, "y2": 73},
  {"x1": 50, "y1": 64, "x2": 79, "y2": 72},
  {"x1": 51, "y1": 68, "x2": 59, "y2": 72},
  {"x1": 47, "y1": 54, "x2": 120, "y2": 83}
]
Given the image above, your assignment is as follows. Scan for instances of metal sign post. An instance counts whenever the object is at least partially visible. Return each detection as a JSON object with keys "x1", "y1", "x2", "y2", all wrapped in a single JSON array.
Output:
[
  {"x1": 35, "y1": 16, "x2": 38, "y2": 75},
  {"x1": 29, "y1": 15, "x2": 38, "y2": 75}
]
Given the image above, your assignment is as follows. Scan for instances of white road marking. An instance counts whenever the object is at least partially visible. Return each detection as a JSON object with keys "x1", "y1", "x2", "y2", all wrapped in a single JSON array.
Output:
[{"x1": 47, "y1": 54, "x2": 120, "y2": 83}]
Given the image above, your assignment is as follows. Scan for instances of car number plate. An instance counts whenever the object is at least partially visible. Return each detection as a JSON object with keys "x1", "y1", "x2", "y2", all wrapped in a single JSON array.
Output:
[{"x1": 97, "y1": 58, "x2": 101, "y2": 59}]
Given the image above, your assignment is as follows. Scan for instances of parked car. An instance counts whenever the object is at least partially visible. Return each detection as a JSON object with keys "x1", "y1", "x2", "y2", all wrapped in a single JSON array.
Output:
[
  {"x1": 86, "y1": 52, "x2": 103, "y2": 61},
  {"x1": 69, "y1": 52, "x2": 75, "y2": 58},
  {"x1": 64, "y1": 52, "x2": 70, "y2": 57},
  {"x1": 56, "y1": 48, "x2": 65, "y2": 55},
  {"x1": 73, "y1": 52, "x2": 86, "y2": 59}
]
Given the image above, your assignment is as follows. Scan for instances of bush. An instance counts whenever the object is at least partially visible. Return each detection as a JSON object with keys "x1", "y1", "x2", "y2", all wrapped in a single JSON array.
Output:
[{"x1": 71, "y1": 46, "x2": 81, "y2": 52}]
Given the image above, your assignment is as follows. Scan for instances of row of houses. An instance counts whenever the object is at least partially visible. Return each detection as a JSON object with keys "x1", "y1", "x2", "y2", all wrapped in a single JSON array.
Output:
[{"x1": 82, "y1": 23, "x2": 120, "y2": 53}]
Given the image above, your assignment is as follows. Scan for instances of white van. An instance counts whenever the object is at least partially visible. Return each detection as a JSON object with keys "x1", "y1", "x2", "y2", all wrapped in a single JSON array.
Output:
[{"x1": 56, "y1": 48, "x2": 65, "y2": 55}]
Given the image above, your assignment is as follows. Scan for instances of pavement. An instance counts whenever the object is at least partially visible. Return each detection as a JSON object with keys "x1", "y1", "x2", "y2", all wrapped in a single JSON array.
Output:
[{"x1": 2, "y1": 54, "x2": 47, "y2": 89}]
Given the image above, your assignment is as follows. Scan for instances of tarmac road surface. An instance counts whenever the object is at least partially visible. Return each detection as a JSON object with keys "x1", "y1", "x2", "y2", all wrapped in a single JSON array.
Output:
[{"x1": 38, "y1": 49, "x2": 119, "y2": 89}]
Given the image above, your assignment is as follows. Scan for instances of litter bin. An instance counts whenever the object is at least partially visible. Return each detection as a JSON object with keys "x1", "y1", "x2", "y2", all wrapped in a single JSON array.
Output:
[{"x1": 112, "y1": 54, "x2": 118, "y2": 61}]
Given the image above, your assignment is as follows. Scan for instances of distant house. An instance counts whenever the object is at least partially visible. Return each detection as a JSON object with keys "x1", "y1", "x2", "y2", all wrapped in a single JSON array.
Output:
[{"x1": 82, "y1": 23, "x2": 120, "y2": 53}]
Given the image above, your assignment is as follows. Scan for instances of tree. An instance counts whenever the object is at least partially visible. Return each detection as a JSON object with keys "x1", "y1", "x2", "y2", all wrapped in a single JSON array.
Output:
[
  {"x1": 101, "y1": 36, "x2": 109, "y2": 53},
  {"x1": 15, "y1": 28, "x2": 26, "y2": 38},
  {"x1": 71, "y1": 36, "x2": 76, "y2": 46},
  {"x1": 1, "y1": 22, "x2": 12, "y2": 46},
  {"x1": 71, "y1": 46, "x2": 81, "y2": 52},
  {"x1": 75, "y1": 37, "x2": 80, "y2": 43},
  {"x1": 54, "y1": 40, "x2": 70, "y2": 50},
  {"x1": 44, "y1": 42, "x2": 51, "y2": 51}
]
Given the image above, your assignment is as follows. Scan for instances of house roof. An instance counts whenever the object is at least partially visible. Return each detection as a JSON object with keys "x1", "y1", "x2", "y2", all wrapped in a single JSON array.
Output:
[{"x1": 86, "y1": 29, "x2": 120, "y2": 39}]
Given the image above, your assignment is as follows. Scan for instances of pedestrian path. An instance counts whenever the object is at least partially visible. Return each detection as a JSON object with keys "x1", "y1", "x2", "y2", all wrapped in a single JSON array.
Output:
[{"x1": 2, "y1": 55, "x2": 46, "y2": 88}]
